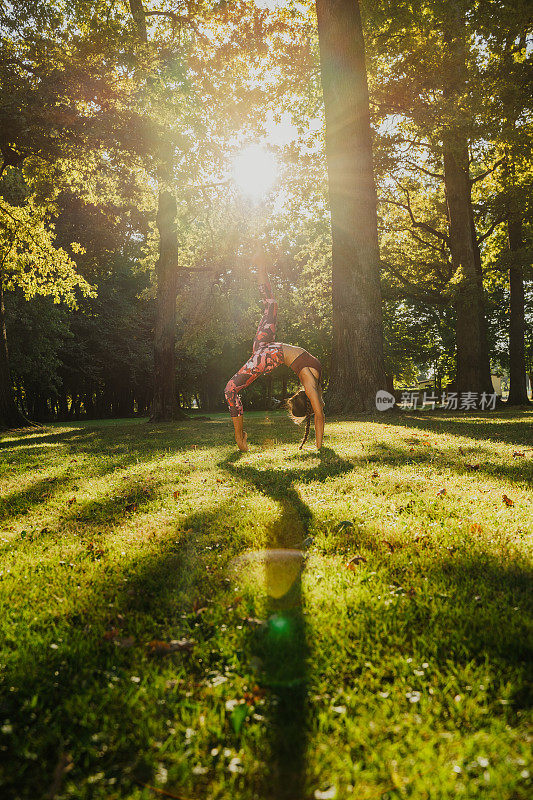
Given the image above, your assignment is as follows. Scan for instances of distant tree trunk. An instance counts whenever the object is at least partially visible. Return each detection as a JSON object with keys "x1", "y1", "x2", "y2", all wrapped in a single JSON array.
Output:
[
  {"x1": 0, "y1": 275, "x2": 31, "y2": 428},
  {"x1": 315, "y1": 0, "x2": 387, "y2": 413},
  {"x1": 150, "y1": 186, "x2": 184, "y2": 420},
  {"x1": 507, "y1": 215, "x2": 529, "y2": 405},
  {"x1": 469, "y1": 214, "x2": 493, "y2": 391},
  {"x1": 128, "y1": 0, "x2": 185, "y2": 421},
  {"x1": 442, "y1": 10, "x2": 492, "y2": 396}
]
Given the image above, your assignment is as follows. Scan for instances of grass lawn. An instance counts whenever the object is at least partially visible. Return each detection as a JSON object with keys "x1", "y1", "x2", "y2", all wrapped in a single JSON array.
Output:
[{"x1": 0, "y1": 410, "x2": 532, "y2": 800}]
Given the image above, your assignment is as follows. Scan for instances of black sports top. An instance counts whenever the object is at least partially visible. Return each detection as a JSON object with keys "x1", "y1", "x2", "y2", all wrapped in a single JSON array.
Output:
[{"x1": 289, "y1": 349, "x2": 322, "y2": 382}]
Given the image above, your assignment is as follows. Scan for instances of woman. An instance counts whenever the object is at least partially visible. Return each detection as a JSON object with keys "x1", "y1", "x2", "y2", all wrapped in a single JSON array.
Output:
[{"x1": 224, "y1": 248, "x2": 325, "y2": 452}]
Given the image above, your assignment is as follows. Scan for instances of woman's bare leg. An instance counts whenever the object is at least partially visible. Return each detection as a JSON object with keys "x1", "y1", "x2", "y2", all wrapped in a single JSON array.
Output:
[{"x1": 231, "y1": 415, "x2": 248, "y2": 451}]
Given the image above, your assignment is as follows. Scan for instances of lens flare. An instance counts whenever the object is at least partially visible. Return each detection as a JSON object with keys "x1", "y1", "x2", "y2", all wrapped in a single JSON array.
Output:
[
  {"x1": 232, "y1": 144, "x2": 278, "y2": 202},
  {"x1": 228, "y1": 548, "x2": 304, "y2": 599}
]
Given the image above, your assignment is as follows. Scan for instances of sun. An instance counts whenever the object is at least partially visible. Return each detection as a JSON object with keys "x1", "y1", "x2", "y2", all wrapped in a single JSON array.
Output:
[{"x1": 232, "y1": 144, "x2": 278, "y2": 202}]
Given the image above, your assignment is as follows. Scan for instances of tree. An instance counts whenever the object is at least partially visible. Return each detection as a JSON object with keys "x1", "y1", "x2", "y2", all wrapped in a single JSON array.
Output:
[
  {"x1": 127, "y1": 0, "x2": 185, "y2": 421},
  {"x1": 315, "y1": 0, "x2": 386, "y2": 412},
  {"x1": 0, "y1": 196, "x2": 92, "y2": 427}
]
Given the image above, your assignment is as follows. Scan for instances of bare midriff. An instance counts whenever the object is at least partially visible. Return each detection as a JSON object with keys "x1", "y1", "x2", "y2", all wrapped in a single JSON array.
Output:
[{"x1": 281, "y1": 343, "x2": 320, "y2": 382}]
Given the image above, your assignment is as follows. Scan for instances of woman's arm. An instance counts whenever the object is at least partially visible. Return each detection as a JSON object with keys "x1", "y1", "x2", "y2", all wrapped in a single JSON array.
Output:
[{"x1": 301, "y1": 371, "x2": 325, "y2": 450}]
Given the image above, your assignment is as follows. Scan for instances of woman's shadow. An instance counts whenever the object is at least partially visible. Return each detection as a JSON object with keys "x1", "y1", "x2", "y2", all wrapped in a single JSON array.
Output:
[{"x1": 220, "y1": 446, "x2": 353, "y2": 800}]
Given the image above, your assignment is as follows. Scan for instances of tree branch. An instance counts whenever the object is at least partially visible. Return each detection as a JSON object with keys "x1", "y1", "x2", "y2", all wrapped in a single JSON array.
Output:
[
  {"x1": 381, "y1": 192, "x2": 449, "y2": 245},
  {"x1": 470, "y1": 158, "x2": 504, "y2": 185},
  {"x1": 477, "y1": 218, "x2": 504, "y2": 245},
  {"x1": 404, "y1": 159, "x2": 444, "y2": 181},
  {"x1": 381, "y1": 261, "x2": 447, "y2": 305}
]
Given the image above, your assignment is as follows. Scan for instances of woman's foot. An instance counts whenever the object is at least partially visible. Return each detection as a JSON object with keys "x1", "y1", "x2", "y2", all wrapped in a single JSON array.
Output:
[{"x1": 236, "y1": 431, "x2": 248, "y2": 452}]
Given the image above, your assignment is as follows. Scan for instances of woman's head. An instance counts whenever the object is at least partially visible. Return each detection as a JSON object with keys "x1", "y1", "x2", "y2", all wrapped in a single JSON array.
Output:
[{"x1": 285, "y1": 385, "x2": 323, "y2": 449}]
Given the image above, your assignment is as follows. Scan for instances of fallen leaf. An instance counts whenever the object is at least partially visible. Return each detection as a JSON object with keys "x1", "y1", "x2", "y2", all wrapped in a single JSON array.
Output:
[
  {"x1": 502, "y1": 495, "x2": 514, "y2": 507},
  {"x1": 346, "y1": 555, "x2": 367, "y2": 570},
  {"x1": 147, "y1": 638, "x2": 195, "y2": 655},
  {"x1": 436, "y1": 488, "x2": 447, "y2": 497},
  {"x1": 470, "y1": 523, "x2": 483, "y2": 533},
  {"x1": 371, "y1": 471, "x2": 379, "y2": 478},
  {"x1": 67, "y1": 497, "x2": 76, "y2": 506},
  {"x1": 244, "y1": 685, "x2": 266, "y2": 705},
  {"x1": 173, "y1": 490, "x2": 180, "y2": 500},
  {"x1": 513, "y1": 451, "x2": 525, "y2": 458},
  {"x1": 115, "y1": 636, "x2": 135, "y2": 649},
  {"x1": 335, "y1": 520, "x2": 353, "y2": 532}
]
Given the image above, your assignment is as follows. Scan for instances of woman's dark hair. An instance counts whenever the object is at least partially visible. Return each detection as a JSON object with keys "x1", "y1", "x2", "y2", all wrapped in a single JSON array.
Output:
[{"x1": 286, "y1": 389, "x2": 314, "y2": 450}]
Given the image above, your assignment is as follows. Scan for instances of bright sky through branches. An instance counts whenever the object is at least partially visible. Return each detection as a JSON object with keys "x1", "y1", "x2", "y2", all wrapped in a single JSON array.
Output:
[{"x1": 232, "y1": 145, "x2": 278, "y2": 202}]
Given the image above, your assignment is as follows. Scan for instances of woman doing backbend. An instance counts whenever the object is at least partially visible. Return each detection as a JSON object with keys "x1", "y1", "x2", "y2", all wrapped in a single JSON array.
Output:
[{"x1": 224, "y1": 248, "x2": 325, "y2": 452}]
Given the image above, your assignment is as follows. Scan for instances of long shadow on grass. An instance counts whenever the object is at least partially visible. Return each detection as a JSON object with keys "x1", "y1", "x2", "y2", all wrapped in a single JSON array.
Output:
[
  {"x1": 220, "y1": 446, "x2": 354, "y2": 800},
  {"x1": 378, "y1": 410, "x2": 533, "y2": 449},
  {"x1": 0, "y1": 500, "x2": 259, "y2": 799},
  {"x1": 358, "y1": 438, "x2": 533, "y2": 489}
]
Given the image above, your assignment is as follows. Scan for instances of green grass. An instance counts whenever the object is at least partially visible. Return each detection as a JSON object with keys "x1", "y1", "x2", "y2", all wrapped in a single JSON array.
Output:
[{"x1": 0, "y1": 410, "x2": 532, "y2": 800}]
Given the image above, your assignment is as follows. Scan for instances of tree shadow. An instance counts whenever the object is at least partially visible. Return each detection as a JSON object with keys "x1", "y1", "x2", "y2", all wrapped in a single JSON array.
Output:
[
  {"x1": 220, "y1": 446, "x2": 354, "y2": 799},
  {"x1": 378, "y1": 410, "x2": 533, "y2": 448}
]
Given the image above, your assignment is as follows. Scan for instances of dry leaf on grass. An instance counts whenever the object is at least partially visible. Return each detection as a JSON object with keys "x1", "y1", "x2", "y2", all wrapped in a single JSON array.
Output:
[
  {"x1": 147, "y1": 638, "x2": 194, "y2": 655},
  {"x1": 346, "y1": 555, "x2": 367, "y2": 570},
  {"x1": 436, "y1": 488, "x2": 447, "y2": 497},
  {"x1": 502, "y1": 494, "x2": 514, "y2": 507}
]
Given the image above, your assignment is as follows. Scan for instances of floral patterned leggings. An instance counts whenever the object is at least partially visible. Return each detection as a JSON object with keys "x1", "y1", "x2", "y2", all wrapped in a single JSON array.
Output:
[{"x1": 224, "y1": 280, "x2": 285, "y2": 417}]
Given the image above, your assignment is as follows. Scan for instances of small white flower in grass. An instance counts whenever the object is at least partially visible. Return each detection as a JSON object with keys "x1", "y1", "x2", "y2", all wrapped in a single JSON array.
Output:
[
  {"x1": 453, "y1": 765, "x2": 462, "y2": 774},
  {"x1": 454, "y1": 695, "x2": 461, "y2": 702},
  {"x1": 223, "y1": 748, "x2": 233, "y2": 758},
  {"x1": 378, "y1": 691, "x2": 389, "y2": 699},
  {"x1": 422, "y1": 662, "x2": 429, "y2": 668},
  {"x1": 155, "y1": 764, "x2": 168, "y2": 784},
  {"x1": 315, "y1": 787, "x2": 337, "y2": 800},
  {"x1": 1, "y1": 723, "x2": 13, "y2": 734},
  {"x1": 50, "y1": 643, "x2": 58, "y2": 650},
  {"x1": 406, "y1": 691, "x2": 421, "y2": 703},
  {"x1": 87, "y1": 772, "x2": 105, "y2": 783},
  {"x1": 185, "y1": 728, "x2": 195, "y2": 740},
  {"x1": 406, "y1": 657, "x2": 413, "y2": 663},
  {"x1": 332, "y1": 706, "x2": 346, "y2": 714},
  {"x1": 520, "y1": 770, "x2": 530, "y2": 779},
  {"x1": 192, "y1": 765, "x2": 208, "y2": 775},
  {"x1": 211, "y1": 748, "x2": 219, "y2": 757},
  {"x1": 477, "y1": 757, "x2": 489, "y2": 768},
  {"x1": 413, "y1": 669, "x2": 425, "y2": 676},
  {"x1": 225, "y1": 699, "x2": 239, "y2": 712},
  {"x1": 130, "y1": 676, "x2": 140, "y2": 683},
  {"x1": 228, "y1": 757, "x2": 243, "y2": 774}
]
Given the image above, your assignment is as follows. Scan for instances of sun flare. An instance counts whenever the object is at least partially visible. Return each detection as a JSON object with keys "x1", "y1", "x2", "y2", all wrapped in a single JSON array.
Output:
[{"x1": 232, "y1": 144, "x2": 278, "y2": 202}]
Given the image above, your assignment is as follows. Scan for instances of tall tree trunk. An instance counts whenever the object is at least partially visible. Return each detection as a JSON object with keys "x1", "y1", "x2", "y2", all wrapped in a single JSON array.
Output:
[
  {"x1": 442, "y1": 11, "x2": 492, "y2": 396},
  {"x1": 151, "y1": 186, "x2": 182, "y2": 420},
  {"x1": 128, "y1": 0, "x2": 185, "y2": 421},
  {"x1": 315, "y1": 0, "x2": 386, "y2": 413},
  {"x1": 0, "y1": 275, "x2": 32, "y2": 428},
  {"x1": 507, "y1": 215, "x2": 529, "y2": 405},
  {"x1": 469, "y1": 213, "x2": 494, "y2": 391}
]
